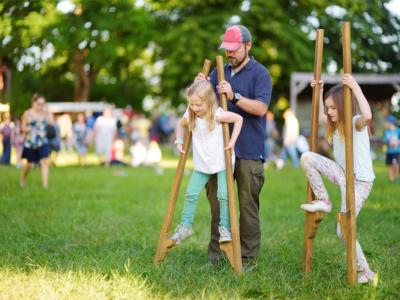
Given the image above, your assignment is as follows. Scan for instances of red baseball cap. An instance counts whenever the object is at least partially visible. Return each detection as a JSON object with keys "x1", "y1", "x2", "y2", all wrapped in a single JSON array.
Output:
[{"x1": 219, "y1": 25, "x2": 252, "y2": 51}]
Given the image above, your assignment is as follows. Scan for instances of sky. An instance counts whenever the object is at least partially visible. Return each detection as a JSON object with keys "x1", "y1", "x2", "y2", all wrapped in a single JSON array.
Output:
[{"x1": 386, "y1": 0, "x2": 400, "y2": 16}]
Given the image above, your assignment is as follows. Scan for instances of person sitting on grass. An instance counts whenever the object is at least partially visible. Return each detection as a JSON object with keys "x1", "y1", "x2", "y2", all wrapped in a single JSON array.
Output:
[
  {"x1": 299, "y1": 74, "x2": 376, "y2": 284},
  {"x1": 170, "y1": 80, "x2": 243, "y2": 244}
]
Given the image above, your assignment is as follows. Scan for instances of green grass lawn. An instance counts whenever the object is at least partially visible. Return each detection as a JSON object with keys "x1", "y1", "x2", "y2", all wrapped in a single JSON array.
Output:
[{"x1": 0, "y1": 156, "x2": 399, "y2": 299}]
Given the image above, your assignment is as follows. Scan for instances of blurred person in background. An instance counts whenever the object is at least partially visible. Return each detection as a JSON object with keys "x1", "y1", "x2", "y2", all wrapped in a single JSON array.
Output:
[
  {"x1": 110, "y1": 138, "x2": 128, "y2": 166},
  {"x1": 94, "y1": 108, "x2": 116, "y2": 166},
  {"x1": 145, "y1": 139, "x2": 163, "y2": 174},
  {"x1": 73, "y1": 113, "x2": 88, "y2": 167},
  {"x1": 279, "y1": 108, "x2": 300, "y2": 168},
  {"x1": 264, "y1": 111, "x2": 279, "y2": 165},
  {"x1": 0, "y1": 113, "x2": 13, "y2": 165},
  {"x1": 57, "y1": 113, "x2": 74, "y2": 153},
  {"x1": 20, "y1": 93, "x2": 54, "y2": 188},
  {"x1": 382, "y1": 114, "x2": 400, "y2": 183},
  {"x1": 46, "y1": 111, "x2": 61, "y2": 167},
  {"x1": 13, "y1": 117, "x2": 24, "y2": 168}
]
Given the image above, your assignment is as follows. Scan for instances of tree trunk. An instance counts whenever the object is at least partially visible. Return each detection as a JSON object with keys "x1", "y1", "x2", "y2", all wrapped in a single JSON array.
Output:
[
  {"x1": 0, "y1": 58, "x2": 12, "y2": 103},
  {"x1": 72, "y1": 49, "x2": 98, "y2": 102}
]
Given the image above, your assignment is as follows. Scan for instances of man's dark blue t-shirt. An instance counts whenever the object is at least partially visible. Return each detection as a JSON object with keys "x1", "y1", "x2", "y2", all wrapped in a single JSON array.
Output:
[{"x1": 210, "y1": 57, "x2": 272, "y2": 161}]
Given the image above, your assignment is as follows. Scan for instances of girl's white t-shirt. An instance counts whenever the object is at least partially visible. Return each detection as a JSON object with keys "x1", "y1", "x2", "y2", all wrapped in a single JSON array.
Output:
[
  {"x1": 333, "y1": 115, "x2": 375, "y2": 182},
  {"x1": 184, "y1": 107, "x2": 234, "y2": 174}
]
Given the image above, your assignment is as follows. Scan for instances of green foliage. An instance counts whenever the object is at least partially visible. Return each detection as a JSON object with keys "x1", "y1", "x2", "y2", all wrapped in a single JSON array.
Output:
[
  {"x1": 151, "y1": 0, "x2": 400, "y2": 107},
  {"x1": 149, "y1": 0, "x2": 243, "y2": 105},
  {"x1": 1, "y1": 1, "x2": 399, "y2": 113},
  {"x1": 310, "y1": 0, "x2": 400, "y2": 74},
  {"x1": 1, "y1": 1, "x2": 153, "y2": 110}
]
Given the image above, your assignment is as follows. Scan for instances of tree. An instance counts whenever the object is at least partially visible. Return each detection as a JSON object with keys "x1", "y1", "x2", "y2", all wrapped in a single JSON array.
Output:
[
  {"x1": 151, "y1": 0, "x2": 400, "y2": 107},
  {"x1": 149, "y1": 0, "x2": 242, "y2": 106},
  {"x1": 47, "y1": 1, "x2": 153, "y2": 102},
  {"x1": 1, "y1": 1, "x2": 154, "y2": 107},
  {"x1": 241, "y1": 0, "x2": 400, "y2": 97},
  {"x1": 1, "y1": 1, "x2": 399, "y2": 112}
]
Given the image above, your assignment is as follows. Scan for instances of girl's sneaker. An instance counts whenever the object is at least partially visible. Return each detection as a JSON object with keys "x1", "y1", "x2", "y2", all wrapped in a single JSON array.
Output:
[
  {"x1": 300, "y1": 200, "x2": 332, "y2": 213},
  {"x1": 358, "y1": 270, "x2": 376, "y2": 284},
  {"x1": 169, "y1": 224, "x2": 193, "y2": 244},
  {"x1": 218, "y1": 226, "x2": 232, "y2": 242}
]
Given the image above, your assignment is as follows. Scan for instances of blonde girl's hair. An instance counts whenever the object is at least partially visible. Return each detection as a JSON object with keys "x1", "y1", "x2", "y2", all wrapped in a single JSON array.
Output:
[
  {"x1": 186, "y1": 80, "x2": 217, "y2": 131},
  {"x1": 324, "y1": 84, "x2": 357, "y2": 143}
]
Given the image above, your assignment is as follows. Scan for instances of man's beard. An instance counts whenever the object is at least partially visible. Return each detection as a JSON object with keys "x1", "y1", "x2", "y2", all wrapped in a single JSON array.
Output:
[{"x1": 228, "y1": 50, "x2": 248, "y2": 68}]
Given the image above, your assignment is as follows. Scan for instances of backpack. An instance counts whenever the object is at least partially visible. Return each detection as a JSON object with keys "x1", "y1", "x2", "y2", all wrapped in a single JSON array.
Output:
[{"x1": 46, "y1": 124, "x2": 56, "y2": 139}]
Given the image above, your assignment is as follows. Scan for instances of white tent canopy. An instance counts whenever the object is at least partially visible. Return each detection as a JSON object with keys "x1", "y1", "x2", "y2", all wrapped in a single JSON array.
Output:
[{"x1": 47, "y1": 101, "x2": 114, "y2": 114}]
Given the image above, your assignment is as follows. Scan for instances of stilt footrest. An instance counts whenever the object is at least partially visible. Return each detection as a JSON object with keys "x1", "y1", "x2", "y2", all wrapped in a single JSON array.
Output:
[
  {"x1": 154, "y1": 239, "x2": 177, "y2": 265},
  {"x1": 305, "y1": 211, "x2": 325, "y2": 239},
  {"x1": 336, "y1": 212, "x2": 349, "y2": 244}
]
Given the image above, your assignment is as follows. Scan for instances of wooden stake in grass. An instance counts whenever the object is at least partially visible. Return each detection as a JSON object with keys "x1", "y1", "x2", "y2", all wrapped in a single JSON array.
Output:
[
  {"x1": 154, "y1": 59, "x2": 212, "y2": 265},
  {"x1": 340, "y1": 21, "x2": 357, "y2": 286},
  {"x1": 216, "y1": 55, "x2": 243, "y2": 275},
  {"x1": 303, "y1": 29, "x2": 325, "y2": 274}
]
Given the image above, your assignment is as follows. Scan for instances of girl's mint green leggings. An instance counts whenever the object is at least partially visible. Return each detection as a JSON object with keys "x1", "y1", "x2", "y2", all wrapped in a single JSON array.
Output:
[{"x1": 181, "y1": 170, "x2": 230, "y2": 229}]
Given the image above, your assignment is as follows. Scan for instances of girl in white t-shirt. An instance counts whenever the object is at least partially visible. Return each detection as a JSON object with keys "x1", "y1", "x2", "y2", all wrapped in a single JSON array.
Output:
[
  {"x1": 170, "y1": 80, "x2": 243, "y2": 244},
  {"x1": 300, "y1": 74, "x2": 376, "y2": 284}
]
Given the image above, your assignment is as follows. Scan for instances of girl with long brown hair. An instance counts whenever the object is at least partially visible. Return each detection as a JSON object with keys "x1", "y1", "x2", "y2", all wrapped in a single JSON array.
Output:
[{"x1": 299, "y1": 74, "x2": 376, "y2": 284}]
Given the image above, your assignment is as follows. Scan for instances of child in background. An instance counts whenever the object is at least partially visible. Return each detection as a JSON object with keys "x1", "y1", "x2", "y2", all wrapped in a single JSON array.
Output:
[
  {"x1": 73, "y1": 113, "x2": 88, "y2": 166},
  {"x1": 299, "y1": 74, "x2": 376, "y2": 284},
  {"x1": 170, "y1": 80, "x2": 243, "y2": 244},
  {"x1": 382, "y1": 114, "x2": 400, "y2": 182}
]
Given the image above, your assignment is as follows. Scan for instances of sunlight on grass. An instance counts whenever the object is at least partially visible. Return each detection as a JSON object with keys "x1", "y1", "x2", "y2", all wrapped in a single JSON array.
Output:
[
  {"x1": 17, "y1": 149, "x2": 194, "y2": 169},
  {"x1": 0, "y1": 268, "x2": 164, "y2": 300}
]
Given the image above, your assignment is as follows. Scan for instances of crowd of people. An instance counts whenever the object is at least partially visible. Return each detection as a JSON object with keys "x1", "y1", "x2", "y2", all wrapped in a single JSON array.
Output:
[{"x1": 0, "y1": 97, "x2": 181, "y2": 185}]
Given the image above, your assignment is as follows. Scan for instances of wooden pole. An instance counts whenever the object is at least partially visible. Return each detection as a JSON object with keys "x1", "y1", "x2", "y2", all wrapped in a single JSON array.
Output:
[
  {"x1": 303, "y1": 29, "x2": 325, "y2": 274},
  {"x1": 216, "y1": 55, "x2": 243, "y2": 275},
  {"x1": 342, "y1": 21, "x2": 357, "y2": 286},
  {"x1": 154, "y1": 59, "x2": 212, "y2": 265}
]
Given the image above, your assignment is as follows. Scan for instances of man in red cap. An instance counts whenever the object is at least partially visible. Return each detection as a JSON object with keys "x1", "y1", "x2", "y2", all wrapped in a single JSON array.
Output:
[{"x1": 196, "y1": 25, "x2": 272, "y2": 270}]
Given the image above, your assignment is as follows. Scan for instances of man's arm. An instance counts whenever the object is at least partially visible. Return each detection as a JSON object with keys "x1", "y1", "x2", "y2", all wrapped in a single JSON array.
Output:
[
  {"x1": 233, "y1": 97, "x2": 267, "y2": 116},
  {"x1": 217, "y1": 78, "x2": 268, "y2": 117}
]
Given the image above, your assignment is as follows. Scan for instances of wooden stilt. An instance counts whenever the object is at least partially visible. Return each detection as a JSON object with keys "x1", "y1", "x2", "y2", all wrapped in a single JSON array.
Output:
[
  {"x1": 336, "y1": 213, "x2": 349, "y2": 244},
  {"x1": 342, "y1": 21, "x2": 357, "y2": 286},
  {"x1": 303, "y1": 29, "x2": 324, "y2": 274},
  {"x1": 216, "y1": 56, "x2": 243, "y2": 275},
  {"x1": 154, "y1": 59, "x2": 212, "y2": 265}
]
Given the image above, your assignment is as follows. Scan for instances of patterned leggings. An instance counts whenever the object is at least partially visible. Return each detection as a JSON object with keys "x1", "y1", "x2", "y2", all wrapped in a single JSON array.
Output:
[{"x1": 300, "y1": 151, "x2": 373, "y2": 272}]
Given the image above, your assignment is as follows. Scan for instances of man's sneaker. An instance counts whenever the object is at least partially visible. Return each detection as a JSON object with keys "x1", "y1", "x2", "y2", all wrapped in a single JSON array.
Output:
[
  {"x1": 300, "y1": 200, "x2": 332, "y2": 213},
  {"x1": 358, "y1": 270, "x2": 376, "y2": 284},
  {"x1": 218, "y1": 226, "x2": 232, "y2": 242},
  {"x1": 242, "y1": 258, "x2": 257, "y2": 273},
  {"x1": 169, "y1": 224, "x2": 193, "y2": 244}
]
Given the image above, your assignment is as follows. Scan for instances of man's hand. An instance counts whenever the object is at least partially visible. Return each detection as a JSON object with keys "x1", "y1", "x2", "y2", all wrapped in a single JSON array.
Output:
[{"x1": 217, "y1": 80, "x2": 234, "y2": 101}]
